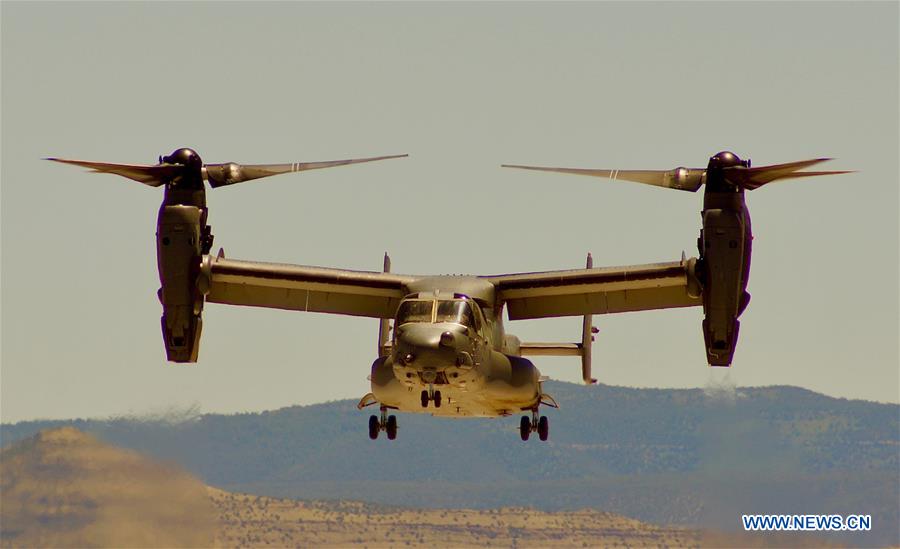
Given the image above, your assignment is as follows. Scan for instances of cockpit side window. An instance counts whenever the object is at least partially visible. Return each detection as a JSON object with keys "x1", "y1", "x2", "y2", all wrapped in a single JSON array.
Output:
[
  {"x1": 471, "y1": 303, "x2": 485, "y2": 335},
  {"x1": 435, "y1": 300, "x2": 474, "y2": 329},
  {"x1": 396, "y1": 300, "x2": 434, "y2": 324}
]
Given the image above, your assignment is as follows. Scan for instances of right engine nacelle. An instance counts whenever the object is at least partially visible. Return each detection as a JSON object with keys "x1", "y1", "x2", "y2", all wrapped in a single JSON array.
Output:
[
  {"x1": 156, "y1": 204, "x2": 206, "y2": 362},
  {"x1": 698, "y1": 207, "x2": 748, "y2": 367}
]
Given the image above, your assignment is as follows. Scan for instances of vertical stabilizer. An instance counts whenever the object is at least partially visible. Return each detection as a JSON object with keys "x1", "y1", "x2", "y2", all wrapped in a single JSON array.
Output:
[
  {"x1": 377, "y1": 252, "x2": 392, "y2": 357},
  {"x1": 581, "y1": 253, "x2": 598, "y2": 384}
]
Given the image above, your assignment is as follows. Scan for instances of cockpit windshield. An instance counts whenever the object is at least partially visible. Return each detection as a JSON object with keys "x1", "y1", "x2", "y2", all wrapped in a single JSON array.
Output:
[
  {"x1": 435, "y1": 300, "x2": 474, "y2": 328},
  {"x1": 395, "y1": 300, "x2": 434, "y2": 325},
  {"x1": 395, "y1": 299, "x2": 476, "y2": 329}
]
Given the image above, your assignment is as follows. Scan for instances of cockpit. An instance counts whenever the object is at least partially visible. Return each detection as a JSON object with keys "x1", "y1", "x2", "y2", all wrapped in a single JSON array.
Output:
[{"x1": 396, "y1": 298, "x2": 476, "y2": 330}]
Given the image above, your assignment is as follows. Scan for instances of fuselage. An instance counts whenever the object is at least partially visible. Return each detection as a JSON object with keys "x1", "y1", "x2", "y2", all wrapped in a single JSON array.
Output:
[{"x1": 369, "y1": 278, "x2": 543, "y2": 417}]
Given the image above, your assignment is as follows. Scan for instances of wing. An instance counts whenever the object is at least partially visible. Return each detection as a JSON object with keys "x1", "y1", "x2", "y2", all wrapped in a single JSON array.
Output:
[
  {"x1": 486, "y1": 259, "x2": 700, "y2": 320},
  {"x1": 207, "y1": 256, "x2": 416, "y2": 318}
]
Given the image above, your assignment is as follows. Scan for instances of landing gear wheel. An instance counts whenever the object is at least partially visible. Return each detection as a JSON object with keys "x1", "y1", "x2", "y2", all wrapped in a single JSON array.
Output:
[
  {"x1": 520, "y1": 416, "x2": 531, "y2": 441},
  {"x1": 538, "y1": 416, "x2": 549, "y2": 441},
  {"x1": 420, "y1": 390, "x2": 429, "y2": 408},
  {"x1": 433, "y1": 390, "x2": 442, "y2": 408},
  {"x1": 386, "y1": 415, "x2": 398, "y2": 440},
  {"x1": 368, "y1": 415, "x2": 379, "y2": 440}
]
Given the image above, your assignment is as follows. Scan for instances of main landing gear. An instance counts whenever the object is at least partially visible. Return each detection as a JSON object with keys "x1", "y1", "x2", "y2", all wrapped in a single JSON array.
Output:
[
  {"x1": 520, "y1": 409, "x2": 549, "y2": 442},
  {"x1": 369, "y1": 406, "x2": 398, "y2": 441},
  {"x1": 420, "y1": 387, "x2": 442, "y2": 408}
]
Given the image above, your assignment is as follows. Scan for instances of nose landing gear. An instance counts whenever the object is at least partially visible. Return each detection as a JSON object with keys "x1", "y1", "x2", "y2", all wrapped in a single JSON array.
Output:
[
  {"x1": 420, "y1": 387, "x2": 442, "y2": 408},
  {"x1": 368, "y1": 406, "x2": 398, "y2": 440},
  {"x1": 519, "y1": 409, "x2": 549, "y2": 442},
  {"x1": 386, "y1": 415, "x2": 398, "y2": 440}
]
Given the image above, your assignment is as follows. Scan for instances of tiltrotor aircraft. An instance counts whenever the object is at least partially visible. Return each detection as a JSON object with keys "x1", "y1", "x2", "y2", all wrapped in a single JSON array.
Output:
[{"x1": 49, "y1": 149, "x2": 848, "y2": 442}]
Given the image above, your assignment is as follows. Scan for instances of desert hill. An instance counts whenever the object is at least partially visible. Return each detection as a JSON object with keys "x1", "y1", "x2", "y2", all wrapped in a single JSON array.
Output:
[{"x1": 0, "y1": 427, "x2": 217, "y2": 548}]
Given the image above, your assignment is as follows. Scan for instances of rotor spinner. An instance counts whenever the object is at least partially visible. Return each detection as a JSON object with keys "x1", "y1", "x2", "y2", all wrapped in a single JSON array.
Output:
[
  {"x1": 706, "y1": 151, "x2": 750, "y2": 193},
  {"x1": 160, "y1": 148, "x2": 207, "y2": 209}
]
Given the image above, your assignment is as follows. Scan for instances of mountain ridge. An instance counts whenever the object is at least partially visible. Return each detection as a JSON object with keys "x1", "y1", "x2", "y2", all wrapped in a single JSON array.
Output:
[
  {"x1": 3, "y1": 381, "x2": 897, "y2": 546},
  {"x1": 5, "y1": 381, "x2": 896, "y2": 425}
]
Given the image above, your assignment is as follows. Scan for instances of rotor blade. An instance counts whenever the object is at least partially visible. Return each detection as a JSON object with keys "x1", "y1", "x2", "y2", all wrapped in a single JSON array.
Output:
[
  {"x1": 502, "y1": 164, "x2": 706, "y2": 192},
  {"x1": 46, "y1": 158, "x2": 182, "y2": 187},
  {"x1": 724, "y1": 158, "x2": 853, "y2": 190},
  {"x1": 204, "y1": 154, "x2": 408, "y2": 188}
]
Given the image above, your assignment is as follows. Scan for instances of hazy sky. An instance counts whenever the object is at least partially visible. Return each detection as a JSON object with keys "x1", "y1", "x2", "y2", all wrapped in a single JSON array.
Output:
[{"x1": 2, "y1": 2, "x2": 897, "y2": 422}]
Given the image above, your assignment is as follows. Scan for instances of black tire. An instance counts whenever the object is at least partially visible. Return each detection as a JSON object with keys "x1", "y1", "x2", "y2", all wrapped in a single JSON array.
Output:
[
  {"x1": 538, "y1": 416, "x2": 549, "y2": 441},
  {"x1": 386, "y1": 415, "x2": 398, "y2": 440},
  {"x1": 420, "y1": 390, "x2": 429, "y2": 408},
  {"x1": 433, "y1": 390, "x2": 442, "y2": 408},
  {"x1": 520, "y1": 416, "x2": 531, "y2": 441},
  {"x1": 368, "y1": 415, "x2": 379, "y2": 440}
]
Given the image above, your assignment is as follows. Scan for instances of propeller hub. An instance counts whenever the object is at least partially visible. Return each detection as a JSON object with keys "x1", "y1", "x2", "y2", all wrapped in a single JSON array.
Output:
[
  {"x1": 161, "y1": 148, "x2": 204, "y2": 190},
  {"x1": 709, "y1": 151, "x2": 750, "y2": 169},
  {"x1": 162, "y1": 148, "x2": 202, "y2": 168}
]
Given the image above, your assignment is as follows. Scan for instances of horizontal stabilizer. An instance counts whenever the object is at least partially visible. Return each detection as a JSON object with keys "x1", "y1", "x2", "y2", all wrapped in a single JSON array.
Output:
[{"x1": 520, "y1": 342, "x2": 583, "y2": 356}]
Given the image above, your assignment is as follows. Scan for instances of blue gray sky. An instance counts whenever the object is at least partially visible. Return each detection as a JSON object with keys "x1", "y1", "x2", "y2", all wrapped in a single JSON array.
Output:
[{"x1": 2, "y1": 2, "x2": 897, "y2": 422}]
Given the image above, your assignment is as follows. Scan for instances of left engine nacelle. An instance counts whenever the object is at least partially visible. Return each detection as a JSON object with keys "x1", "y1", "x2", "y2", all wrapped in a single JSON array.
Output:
[{"x1": 156, "y1": 204, "x2": 206, "y2": 362}]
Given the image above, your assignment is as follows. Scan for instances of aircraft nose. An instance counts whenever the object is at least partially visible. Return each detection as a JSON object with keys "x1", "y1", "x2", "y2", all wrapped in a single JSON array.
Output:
[
  {"x1": 395, "y1": 324, "x2": 466, "y2": 367},
  {"x1": 397, "y1": 323, "x2": 442, "y2": 350}
]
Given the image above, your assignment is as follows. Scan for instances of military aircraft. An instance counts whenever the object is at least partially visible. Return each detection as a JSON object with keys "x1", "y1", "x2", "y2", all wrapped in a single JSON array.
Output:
[{"x1": 49, "y1": 149, "x2": 848, "y2": 442}]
